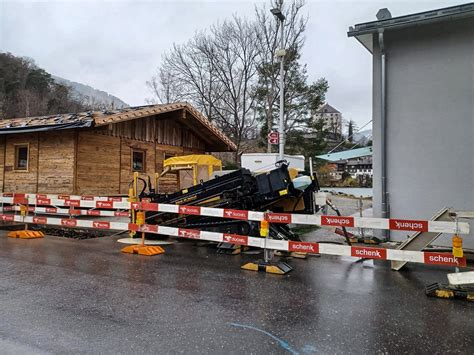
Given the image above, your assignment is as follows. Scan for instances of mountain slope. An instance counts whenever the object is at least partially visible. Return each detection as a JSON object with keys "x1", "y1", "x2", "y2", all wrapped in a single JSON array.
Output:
[
  {"x1": 353, "y1": 129, "x2": 372, "y2": 144},
  {"x1": 52, "y1": 75, "x2": 128, "y2": 109}
]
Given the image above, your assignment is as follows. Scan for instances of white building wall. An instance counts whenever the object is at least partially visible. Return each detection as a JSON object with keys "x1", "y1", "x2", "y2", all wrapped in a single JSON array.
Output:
[{"x1": 371, "y1": 18, "x2": 474, "y2": 247}]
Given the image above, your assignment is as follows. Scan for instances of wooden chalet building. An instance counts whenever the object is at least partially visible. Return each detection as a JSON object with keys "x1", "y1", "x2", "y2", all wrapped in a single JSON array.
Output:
[{"x1": 0, "y1": 103, "x2": 236, "y2": 195}]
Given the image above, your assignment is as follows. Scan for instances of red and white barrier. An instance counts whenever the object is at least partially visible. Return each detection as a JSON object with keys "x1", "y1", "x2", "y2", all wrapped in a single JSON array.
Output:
[
  {"x1": 0, "y1": 196, "x2": 468, "y2": 234},
  {"x1": 0, "y1": 193, "x2": 127, "y2": 202},
  {"x1": 0, "y1": 214, "x2": 466, "y2": 268},
  {"x1": 0, "y1": 205, "x2": 129, "y2": 217}
]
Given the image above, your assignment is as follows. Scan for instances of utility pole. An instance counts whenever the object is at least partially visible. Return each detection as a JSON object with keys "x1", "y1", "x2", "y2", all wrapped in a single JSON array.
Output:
[{"x1": 271, "y1": 4, "x2": 286, "y2": 162}]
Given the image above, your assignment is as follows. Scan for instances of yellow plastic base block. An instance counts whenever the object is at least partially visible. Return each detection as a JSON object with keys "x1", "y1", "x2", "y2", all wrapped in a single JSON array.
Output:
[
  {"x1": 241, "y1": 261, "x2": 293, "y2": 275},
  {"x1": 8, "y1": 230, "x2": 45, "y2": 239},
  {"x1": 121, "y1": 244, "x2": 165, "y2": 256},
  {"x1": 274, "y1": 250, "x2": 308, "y2": 259},
  {"x1": 290, "y1": 252, "x2": 307, "y2": 259}
]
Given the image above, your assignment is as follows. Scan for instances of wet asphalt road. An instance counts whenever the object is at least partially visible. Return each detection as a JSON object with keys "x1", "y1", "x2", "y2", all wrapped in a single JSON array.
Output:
[{"x1": 0, "y1": 233, "x2": 473, "y2": 354}]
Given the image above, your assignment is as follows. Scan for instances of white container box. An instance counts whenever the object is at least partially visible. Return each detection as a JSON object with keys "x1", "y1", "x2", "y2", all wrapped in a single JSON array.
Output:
[{"x1": 241, "y1": 153, "x2": 305, "y2": 172}]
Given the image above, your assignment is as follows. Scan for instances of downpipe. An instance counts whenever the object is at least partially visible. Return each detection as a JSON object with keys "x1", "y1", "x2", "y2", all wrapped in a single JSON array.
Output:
[{"x1": 379, "y1": 30, "x2": 390, "y2": 240}]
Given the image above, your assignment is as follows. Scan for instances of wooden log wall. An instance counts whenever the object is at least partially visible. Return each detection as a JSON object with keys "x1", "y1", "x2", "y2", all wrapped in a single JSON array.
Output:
[
  {"x1": 80, "y1": 131, "x2": 204, "y2": 195},
  {"x1": 0, "y1": 115, "x2": 208, "y2": 195},
  {"x1": 76, "y1": 132, "x2": 121, "y2": 195},
  {"x1": 0, "y1": 132, "x2": 75, "y2": 193}
]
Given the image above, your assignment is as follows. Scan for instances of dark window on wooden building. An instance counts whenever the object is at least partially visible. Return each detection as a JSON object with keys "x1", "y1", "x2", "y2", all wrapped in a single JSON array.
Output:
[
  {"x1": 14, "y1": 144, "x2": 29, "y2": 171},
  {"x1": 132, "y1": 149, "x2": 145, "y2": 172}
]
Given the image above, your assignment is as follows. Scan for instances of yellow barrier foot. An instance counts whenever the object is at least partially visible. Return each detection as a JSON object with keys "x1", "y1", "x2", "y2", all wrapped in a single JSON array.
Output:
[
  {"x1": 426, "y1": 283, "x2": 474, "y2": 302},
  {"x1": 274, "y1": 250, "x2": 308, "y2": 259},
  {"x1": 121, "y1": 244, "x2": 165, "y2": 256},
  {"x1": 241, "y1": 260, "x2": 293, "y2": 275},
  {"x1": 8, "y1": 230, "x2": 45, "y2": 239},
  {"x1": 217, "y1": 243, "x2": 249, "y2": 255},
  {"x1": 363, "y1": 237, "x2": 381, "y2": 245}
]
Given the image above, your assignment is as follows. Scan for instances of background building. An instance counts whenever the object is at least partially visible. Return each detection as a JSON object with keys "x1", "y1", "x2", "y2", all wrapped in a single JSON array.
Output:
[
  {"x1": 313, "y1": 103, "x2": 343, "y2": 138},
  {"x1": 349, "y1": 4, "x2": 473, "y2": 247},
  {"x1": 316, "y1": 147, "x2": 373, "y2": 185}
]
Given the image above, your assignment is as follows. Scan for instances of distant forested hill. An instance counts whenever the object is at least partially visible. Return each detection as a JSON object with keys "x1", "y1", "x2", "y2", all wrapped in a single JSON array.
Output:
[
  {"x1": 0, "y1": 52, "x2": 128, "y2": 119},
  {"x1": 52, "y1": 75, "x2": 128, "y2": 110}
]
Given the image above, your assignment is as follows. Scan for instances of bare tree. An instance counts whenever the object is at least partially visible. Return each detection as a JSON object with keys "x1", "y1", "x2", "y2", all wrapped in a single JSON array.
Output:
[
  {"x1": 146, "y1": 0, "x2": 328, "y2": 161},
  {"x1": 148, "y1": 17, "x2": 260, "y2": 161},
  {"x1": 146, "y1": 64, "x2": 189, "y2": 104}
]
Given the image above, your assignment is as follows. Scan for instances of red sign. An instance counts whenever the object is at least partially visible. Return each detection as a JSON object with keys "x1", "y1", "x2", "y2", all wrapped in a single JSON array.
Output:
[
  {"x1": 178, "y1": 228, "x2": 200, "y2": 239},
  {"x1": 266, "y1": 213, "x2": 292, "y2": 224},
  {"x1": 114, "y1": 211, "x2": 130, "y2": 217},
  {"x1": 141, "y1": 202, "x2": 159, "y2": 211},
  {"x1": 1, "y1": 215, "x2": 14, "y2": 221},
  {"x1": 223, "y1": 234, "x2": 248, "y2": 245},
  {"x1": 267, "y1": 131, "x2": 279, "y2": 145},
  {"x1": 178, "y1": 205, "x2": 201, "y2": 215},
  {"x1": 36, "y1": 198, "x2": 51, "y2": 205},
  {"x1": 69, "y1": 208, "x2": 80, "y2": 215},
  {"x1": 58, "y1": 195, "x2": 70, "y2": 200},
  {"x1": 321, "y1": 216, "x2": 354, "y2": 228},
  {"x1": 351, "y1": 246, "x2": 387, "y2": 260},
  {"x1": 13, "y1": 197, "x2": 28, "y2": 205},
  {"x1": 46, "y1": 207, "x2": 57, "y2": 213},
  {"x1": 140, "y1": 224, "x2": 158, "y2": 233},
  {"x1": 424, "y1": 252, "x2": 466, "y2": 267},
  {"x1": 33, "y1": 216, "x2": 47, "y2": 224},
  {"x1": 224, "y1": 209, "x2": 249, "y2": 220},
  {"x1": 36, "y1": 198, "x2": 51, "y2": 206},
  {"x1": 92, "y1": 221, "x2": 110, "y2": 229},
  {"x1": 131, "y1": 202, "x2": 141, "y2": 210},
  {"x1": 36, "y1": 194, "x2": 48, "y2": 199},
  {"x1": 389, "y1": 219, "x2": 428, "y2": 232},
  {"x1": 64, "y1": 199, "x2": 80, "y2": 207},
  {"x1": 81, "y1": 196, "x2": 95, "y2": 201},
  {"x1": 128, "y1": 223, "x2": 139, "y2": 232},
  {"x1": 107, "y1": 197, "x2": 123, "y2": 202},
  {"x1": 96, "y1": 201, "x2": 113, "y2": 209},
  {"x1": 61, "y1": 219, "x2": 77, "y2": 227},
  {"x1": 288, "y1": 241, "x2": 319, "y2": 254},
  {"x1": 87, "y1": 210, "x2": 101, "y2": 216}
]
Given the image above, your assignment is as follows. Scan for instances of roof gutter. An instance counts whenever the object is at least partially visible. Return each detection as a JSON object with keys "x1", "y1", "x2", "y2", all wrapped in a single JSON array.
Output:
[{"x1": 348, "y1": 3, "x2": 474, "y2": 38}]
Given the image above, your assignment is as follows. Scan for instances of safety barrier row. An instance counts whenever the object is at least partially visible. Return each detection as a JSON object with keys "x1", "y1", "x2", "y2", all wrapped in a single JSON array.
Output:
[
  {"x1": 0, "y1": 196, "x2": 470, "y2": 234},
  {"x1": 0, "y1": 214, "x2": 467, "y2": 267},
  {"x1": 0, "y1": 205, "x2": 129, "y2": 217},
  {"x1": 0, "y1": 193, "x2": 128, "y2": 202}
]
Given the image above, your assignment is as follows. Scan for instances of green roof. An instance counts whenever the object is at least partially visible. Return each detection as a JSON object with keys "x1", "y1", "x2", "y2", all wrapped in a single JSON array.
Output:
[{"x1": 316, "y1": 146, "x2": 373, "y2": 161}]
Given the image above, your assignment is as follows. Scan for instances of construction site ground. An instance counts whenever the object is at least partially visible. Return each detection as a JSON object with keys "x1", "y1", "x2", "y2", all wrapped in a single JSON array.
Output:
[
  {"x1": 301, "y1": 194, "x2": 373, "y2": 243},
  {"x1": 0, "y1": 230, "x2": 473, "y2": 354}
]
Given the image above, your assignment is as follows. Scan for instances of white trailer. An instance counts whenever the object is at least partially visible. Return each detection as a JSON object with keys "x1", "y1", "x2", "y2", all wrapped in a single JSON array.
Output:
[{"x1": 241, "y1": 153, "x2": 305, "y2": 172}]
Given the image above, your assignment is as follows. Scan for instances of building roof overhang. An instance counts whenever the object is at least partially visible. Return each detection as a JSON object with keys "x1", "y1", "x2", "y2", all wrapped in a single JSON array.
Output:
[{"x1": 348, "y1": 3, "x2": 474, "y2": 53}]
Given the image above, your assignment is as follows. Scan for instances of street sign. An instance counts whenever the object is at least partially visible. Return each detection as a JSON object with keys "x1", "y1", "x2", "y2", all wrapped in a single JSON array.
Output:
[{"x1": 267, "y1": 131, "x2": 279, "y2": 145}]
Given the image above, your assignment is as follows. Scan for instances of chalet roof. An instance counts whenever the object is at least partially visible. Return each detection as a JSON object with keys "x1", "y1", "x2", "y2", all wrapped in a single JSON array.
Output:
[
  {"x1": 315, "y1": 103, "x2": 341, "y2": 114},
  {"x1": 0, "y1": 102, "x2": 236, "y2": 151}
]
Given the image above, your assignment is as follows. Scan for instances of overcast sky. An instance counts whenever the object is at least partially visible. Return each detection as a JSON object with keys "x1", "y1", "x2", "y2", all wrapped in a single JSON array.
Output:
[{"x1": 0, "y1": 0, "x2": 462, "y2": 128}]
